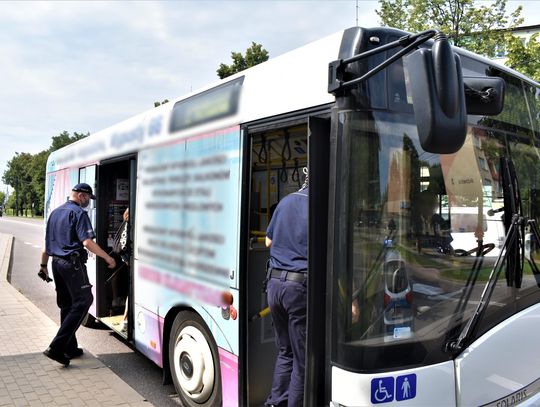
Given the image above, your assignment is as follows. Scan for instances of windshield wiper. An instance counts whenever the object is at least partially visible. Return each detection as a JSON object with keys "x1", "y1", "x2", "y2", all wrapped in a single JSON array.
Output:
[
  {"x1": 446, "y1": 157, "x2": 532, "y2": 354},
  {"x1": 446, "y1": 213, "x2": 522, "y2": 354},
  {"x1": 443, "y1": 237, "x2": 489, "y2": 347}
]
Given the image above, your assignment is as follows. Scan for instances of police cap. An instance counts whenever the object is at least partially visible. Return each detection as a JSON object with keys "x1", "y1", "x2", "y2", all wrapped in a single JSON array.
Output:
[{"x1": 72, "y1": 183, "x2": 96, "y2": 199}]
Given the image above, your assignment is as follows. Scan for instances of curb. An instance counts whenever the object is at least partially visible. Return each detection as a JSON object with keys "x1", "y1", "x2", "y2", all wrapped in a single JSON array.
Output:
[{"x1": 0, "y1": 234, "x2": 13, "y2": 283}]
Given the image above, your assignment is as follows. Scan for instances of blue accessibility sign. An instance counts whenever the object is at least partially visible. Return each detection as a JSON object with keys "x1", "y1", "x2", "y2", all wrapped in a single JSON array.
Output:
[
  {"x1": 371, "y1": 374, "x2": 417, "y2": 403},
  {"x1": 371, "y1": 376, "x2": 395, "y2": 404},
  {"x1": 396, "y1": 374, "x2": 416, "y2": 401}
]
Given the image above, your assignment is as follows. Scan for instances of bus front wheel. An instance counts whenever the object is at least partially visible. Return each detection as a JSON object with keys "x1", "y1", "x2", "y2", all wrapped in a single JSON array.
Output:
[{"x1": 169, "y1": 311, "x2": 222, "y2": 407}]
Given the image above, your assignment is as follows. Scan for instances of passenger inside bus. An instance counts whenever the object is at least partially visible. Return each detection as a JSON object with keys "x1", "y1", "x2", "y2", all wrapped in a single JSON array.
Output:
[{"x1": 110, "y1": 207, "x2": 130, "y2": 331}]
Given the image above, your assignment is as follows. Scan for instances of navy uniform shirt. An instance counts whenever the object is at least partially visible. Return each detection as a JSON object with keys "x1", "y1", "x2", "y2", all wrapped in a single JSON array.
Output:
[
  {"x1": 266, "y1": 187, "x2": 308, "y2": 272},
  {"x1": 45, "y1": 200, "x2": 96, "y2": 257}
]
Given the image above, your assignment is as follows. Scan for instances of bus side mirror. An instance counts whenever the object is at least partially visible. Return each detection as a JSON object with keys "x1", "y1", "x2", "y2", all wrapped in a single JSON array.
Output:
[
  {"x1": 404, "y1": 34, "x2": 467, "y2": 154},
  {"x1": 463, "y1": 76, "x2": 505, "y2": 116}
]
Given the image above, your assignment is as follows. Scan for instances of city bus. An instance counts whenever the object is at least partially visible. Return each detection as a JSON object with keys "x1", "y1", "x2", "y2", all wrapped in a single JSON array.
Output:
[{"x1": 44, "y1": 26, "x2": 540, "y2": 406}]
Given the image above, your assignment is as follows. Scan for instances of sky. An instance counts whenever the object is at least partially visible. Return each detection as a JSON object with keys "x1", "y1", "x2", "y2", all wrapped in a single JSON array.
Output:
[{"x1": 1, "y1": 0, "x2": 539, "y2": 194}]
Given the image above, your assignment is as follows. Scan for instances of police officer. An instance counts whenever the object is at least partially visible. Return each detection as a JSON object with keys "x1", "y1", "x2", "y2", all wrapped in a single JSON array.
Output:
[
  {"x1": 39, "y1": 183, "x2": 116, "y2": 366},
  {"x1": 265, "y1": 175, "x2": 308, "y2": 407}
]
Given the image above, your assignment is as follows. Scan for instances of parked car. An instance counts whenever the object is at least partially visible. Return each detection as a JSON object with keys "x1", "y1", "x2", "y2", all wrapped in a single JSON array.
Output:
[{"x1": 450, "y1": 206, "x2": 505, "y2": 257}]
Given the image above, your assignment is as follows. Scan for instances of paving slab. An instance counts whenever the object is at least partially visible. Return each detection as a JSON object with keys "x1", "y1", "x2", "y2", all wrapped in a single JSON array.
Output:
[{"x1": 0, "y1": 233, "x2": 154, "y2": 406}]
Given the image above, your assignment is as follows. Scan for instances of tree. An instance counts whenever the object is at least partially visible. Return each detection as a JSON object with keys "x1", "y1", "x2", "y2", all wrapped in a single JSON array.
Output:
[
  {"x1": 505, "y1": 33, "x2": 540, "y2": 82},
  {"x1": 29, "y1": 150, "x2": 49, "y2": 215},
  {"x1": 217, "y1": 42, "x2": 269, "y2": 79},
  {"x1": 376, "y1": 0, "x2": 523, "y2": 58},
  {"x1": 154, "y1": 99, "x2": 169, "y2": 108},
  {"x1": 5, "y1": 193, "x2": 16, "y2": 213},
  {"x1": 2, "y1": 152, "x2": 33, "y2": 216},
  {"x1": 2, "y1": 130, "x2": 89, "y2": 217},
  {"x1": 50, "y1": 131, "x2": 88, "y2": 152}
]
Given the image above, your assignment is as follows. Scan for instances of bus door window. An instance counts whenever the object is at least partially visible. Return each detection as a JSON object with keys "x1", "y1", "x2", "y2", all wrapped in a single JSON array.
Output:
[{"x1": 79, "y1": 165, "x2": 96, "y2": 227}]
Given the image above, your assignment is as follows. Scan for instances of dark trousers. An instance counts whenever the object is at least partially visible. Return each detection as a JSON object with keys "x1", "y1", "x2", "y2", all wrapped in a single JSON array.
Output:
[
  {"x1": 49, "y1": 258, "x2": 93, "y2": 353},
  {"x1": 266, "y1": 276, "x2": 307, "y2": 407}
]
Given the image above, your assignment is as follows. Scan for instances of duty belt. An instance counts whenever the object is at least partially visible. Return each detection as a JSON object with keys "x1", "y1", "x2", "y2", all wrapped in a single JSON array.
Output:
[
  {"x1": 52, "y1": 255, "x2": 72, "y2": 261},
  {"x1": 270, "y1": 269, "x2": 307, "y2": 282},
  {"x1": 52, "y1": 251, "x2": 84, "y2": 262}
]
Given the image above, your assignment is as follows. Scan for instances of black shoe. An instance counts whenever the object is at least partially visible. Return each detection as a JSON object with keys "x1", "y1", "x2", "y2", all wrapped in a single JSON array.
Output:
[
  {"x1": 43, "y1": 347, "x2": 70, "y2": 366},
  {"x1": 65, "y1": 348, "x2": 84, "y2": 359}
]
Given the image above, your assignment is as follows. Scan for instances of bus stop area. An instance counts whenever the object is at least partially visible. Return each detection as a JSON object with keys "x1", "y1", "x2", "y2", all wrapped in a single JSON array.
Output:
[{"x1": 0, "y1": 233, "x2": 153, "y2": 407}]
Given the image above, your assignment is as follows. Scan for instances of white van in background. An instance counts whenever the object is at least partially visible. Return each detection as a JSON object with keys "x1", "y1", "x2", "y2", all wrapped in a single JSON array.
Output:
[{"x1": 449, "y1": 206, "x2": 505, "y2": 257}]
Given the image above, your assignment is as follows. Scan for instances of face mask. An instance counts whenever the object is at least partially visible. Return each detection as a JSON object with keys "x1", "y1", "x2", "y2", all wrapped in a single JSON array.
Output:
[{"x1": 81, "y1": 195, "x2": 90, "y2": 208}]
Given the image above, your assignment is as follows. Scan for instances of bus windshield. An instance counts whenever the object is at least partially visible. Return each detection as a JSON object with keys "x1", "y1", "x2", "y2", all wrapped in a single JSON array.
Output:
[{"x1": 331, "y1": 109, "x2": 540, "y2": 371}]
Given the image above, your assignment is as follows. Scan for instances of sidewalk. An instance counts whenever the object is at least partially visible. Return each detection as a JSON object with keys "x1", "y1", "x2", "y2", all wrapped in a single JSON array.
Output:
[{"x1": 0, "y1": 233, "x2": 153, "y2": 407}]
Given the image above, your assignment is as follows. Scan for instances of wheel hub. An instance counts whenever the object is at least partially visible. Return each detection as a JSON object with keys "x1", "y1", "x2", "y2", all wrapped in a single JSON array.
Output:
[{"x1": 180, "y1": 351, "x2": 194, "y2": 379}]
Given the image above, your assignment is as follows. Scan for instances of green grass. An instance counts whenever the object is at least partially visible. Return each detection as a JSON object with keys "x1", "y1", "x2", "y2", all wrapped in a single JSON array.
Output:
[
  {"x1": 441, "y1": 266, "x2": 494, "y2": 282},
  {"x1": 1, "y1": 208, "x2": 43, "y2": 219}
]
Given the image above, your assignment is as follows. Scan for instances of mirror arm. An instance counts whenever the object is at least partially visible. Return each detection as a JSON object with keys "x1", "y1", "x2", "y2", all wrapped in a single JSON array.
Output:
[{"x1": 328, "y1": 29, "x2": 438, "y2": 94}]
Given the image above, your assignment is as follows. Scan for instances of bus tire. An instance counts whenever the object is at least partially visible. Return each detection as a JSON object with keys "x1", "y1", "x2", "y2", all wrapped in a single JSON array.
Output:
[
  {"x1": 169, "y1": 311, "x2": 222, "y2": 407},
  {"x1": 81, "y1": 312, "x2": 97, "y2": 328}
]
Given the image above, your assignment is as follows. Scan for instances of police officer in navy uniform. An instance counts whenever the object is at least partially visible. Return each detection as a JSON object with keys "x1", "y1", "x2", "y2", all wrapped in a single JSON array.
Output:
[
  {"x1": 265, "y1": 175, "x2": 308, "y2": 407},
  {"x1": 39, "y1": 183, "x2": 116, "y2": 366}
]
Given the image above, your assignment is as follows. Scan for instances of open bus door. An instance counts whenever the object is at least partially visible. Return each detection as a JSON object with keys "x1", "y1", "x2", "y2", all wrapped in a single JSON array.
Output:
[
  {"x1": 245, "y1": 114, "x2": 331, "y2": 406},
  {"x1": 92, "y1": 154, "x2": 136, "y2": 339},
  {"x1": 78, "y1": 164, "x2": 98, "y2": 325}
]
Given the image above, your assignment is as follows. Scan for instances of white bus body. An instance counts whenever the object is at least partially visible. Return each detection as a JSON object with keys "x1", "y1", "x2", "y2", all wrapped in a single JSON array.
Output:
[{"x1": 45, "y1": 26, "x2": 540, "y2": 406}]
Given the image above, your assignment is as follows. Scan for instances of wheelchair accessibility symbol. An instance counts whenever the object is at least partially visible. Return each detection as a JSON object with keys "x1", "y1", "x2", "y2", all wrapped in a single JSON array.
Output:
[
  {"x1": 371, "y1": 374, "x2": 417, "y2": 404},
  {"x1": 371, "y1": 377, "x2": 394, "y2": 404}
]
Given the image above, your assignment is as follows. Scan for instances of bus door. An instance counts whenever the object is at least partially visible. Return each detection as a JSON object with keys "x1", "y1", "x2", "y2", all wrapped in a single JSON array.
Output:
[
  {"x1": 78, "y1": 164, "x2": 97, "y2": 319},
  {"x1": 94, "y1": 154, "x2": 136, "y2": 338},
  {"x1": 245, "y1": 120, "x2": 308, "y2": 406},
  {"x1": 244, "y1": 114, "x2": 330, "y2": 406}
]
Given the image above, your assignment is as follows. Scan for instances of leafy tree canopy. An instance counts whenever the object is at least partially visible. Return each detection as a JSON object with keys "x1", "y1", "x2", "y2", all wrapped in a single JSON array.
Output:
[
  {"x1": 2, "y1": 130, "x2": 89, "y2": 216},
  {"x1": 376, "y1": 0, "x2": 523, "y2": 58},
  {"x1": 154, "y1": 99, "x2": 169, "y2": 108},
  {"x1": 505, "y1": 33, "x2": 540, "y2": 82},
  {"x1": 217, "y1": 42, "x2": 269, "y2": 79},
  {"x1": 376, "y1": 0, "x2": 540, "y2": 82},
  {"x1": 51, "y1": 131, "x2": 89, "y2": 152}
]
